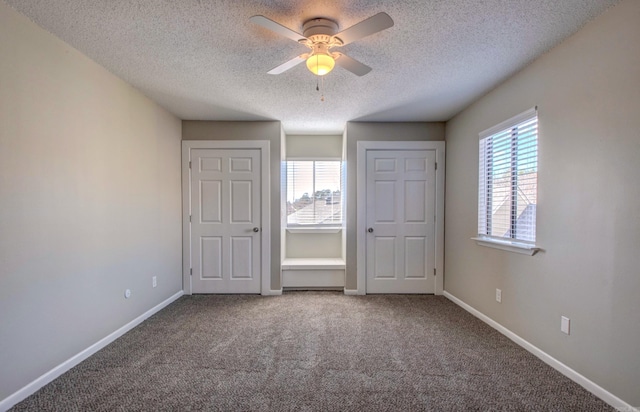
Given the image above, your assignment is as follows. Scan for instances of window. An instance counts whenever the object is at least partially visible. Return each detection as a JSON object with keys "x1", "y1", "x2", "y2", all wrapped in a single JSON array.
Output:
[
  {"x1": 286, "y1": 160, "x2": 343, "y2": 226},
  {"x1": 478, "y1": 107, "x2": 538, "y2": 245}
]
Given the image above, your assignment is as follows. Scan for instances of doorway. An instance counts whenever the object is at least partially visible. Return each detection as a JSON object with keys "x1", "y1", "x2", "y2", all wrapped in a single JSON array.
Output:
[
  {"x1": 356, "y1": 141, "x2": 445, "y2": 294},
  {"x1": 182, "y1": 141, "x2": 270, "y2": 294}
]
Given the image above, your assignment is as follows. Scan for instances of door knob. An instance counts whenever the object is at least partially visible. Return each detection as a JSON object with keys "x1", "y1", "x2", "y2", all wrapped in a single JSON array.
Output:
[
  {"x1": 368, "y1": 228, "x2": 374, "y2": 233},
  {"x1": 253, "y1": 227, "x2": 260, "y2": 232}
]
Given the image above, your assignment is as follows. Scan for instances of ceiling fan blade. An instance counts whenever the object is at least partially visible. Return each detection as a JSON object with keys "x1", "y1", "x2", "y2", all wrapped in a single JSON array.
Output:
[
  {"x1": 334, "y1": 53, "x2": 372, "y2": 76},
  {"x1": 333, "y1": 12, "x2": 394, "y2": 45},
  {"x1": 267, "y1": 55, "x2": 307, "y2": 75},
  {"x1": 250, "y1": 15, "x2": 306, "y2": 43}
]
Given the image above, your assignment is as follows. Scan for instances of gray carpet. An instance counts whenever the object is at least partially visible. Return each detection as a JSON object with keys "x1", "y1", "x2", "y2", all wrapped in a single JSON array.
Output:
[{"x1": 11, "y1": 292, "x2": 613, "y2": 411}]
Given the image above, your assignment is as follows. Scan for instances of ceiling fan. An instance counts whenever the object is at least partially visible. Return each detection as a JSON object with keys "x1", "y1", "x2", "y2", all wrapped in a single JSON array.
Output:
[{"x1": 250, "y1": 12, "x2": 394, "y2": 77}]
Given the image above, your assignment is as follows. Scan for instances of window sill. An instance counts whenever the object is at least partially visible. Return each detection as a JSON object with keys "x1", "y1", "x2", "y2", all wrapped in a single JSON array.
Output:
[
  {"x1": 286, "y1": 227, "x2": 342, "y2": 234},
  {"x1": 471, "y1": 237, "x2": 541, "y2": 256}
]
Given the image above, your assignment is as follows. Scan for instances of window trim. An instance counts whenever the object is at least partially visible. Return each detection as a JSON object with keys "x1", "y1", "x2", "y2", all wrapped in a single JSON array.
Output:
[
  {"x1": 286, "y1": 227, "x2": 342, "y2": 234},
  {"x1": 475, "y1": 107, "x2": 540, "y2": 255}
]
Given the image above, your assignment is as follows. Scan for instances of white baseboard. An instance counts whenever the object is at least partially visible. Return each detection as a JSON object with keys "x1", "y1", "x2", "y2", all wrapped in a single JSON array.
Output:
[
  {"x1": 0, "y1": 291, "x2": 184, "y2": 412},
  {"x1": 443, "y1": 291, "x2": 636, "y2": 411},
  {"x1": 343, "y1": 289, "x2": 359, "y2": 295},
  {"x1": 262, "y1": 289, "x2": 282, "y2": 296}
]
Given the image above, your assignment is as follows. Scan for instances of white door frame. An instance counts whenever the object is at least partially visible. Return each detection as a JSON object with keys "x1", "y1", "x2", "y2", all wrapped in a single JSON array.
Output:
[
  {"x1": 182, "y1": 140, "x2": 271, "y2": 295},
  {"x1": 356, "y1": 141, "x2": 445, "y2": 295}
]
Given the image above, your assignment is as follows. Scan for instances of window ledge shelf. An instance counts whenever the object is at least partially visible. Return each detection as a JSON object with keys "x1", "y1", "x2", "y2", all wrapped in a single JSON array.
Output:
[
  {"x1": 471, "y1": 237, "x2": 541, "y2": 256},
  {"x1": 286, "y1": 227, "x2": 342, "y2": 234},
  {"x1": 282, "y1": 258, "x2": 346, "y2": 270}
]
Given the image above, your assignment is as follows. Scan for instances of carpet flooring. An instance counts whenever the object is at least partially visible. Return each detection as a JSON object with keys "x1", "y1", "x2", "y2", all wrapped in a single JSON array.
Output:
[{"x1": 11, "y1": 292, "x2": 613, "y2": 411}]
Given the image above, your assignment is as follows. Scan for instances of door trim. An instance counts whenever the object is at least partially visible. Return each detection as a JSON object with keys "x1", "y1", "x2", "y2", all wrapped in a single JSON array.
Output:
[
  {"x1": 182, "y1": 140, "x2": 271, "y2": 295},
  {"x1": 356, "y1": 141, "x2": 445, "y2": 295}
]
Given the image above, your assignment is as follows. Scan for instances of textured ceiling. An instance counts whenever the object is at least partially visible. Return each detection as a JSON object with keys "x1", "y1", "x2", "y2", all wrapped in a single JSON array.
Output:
[{"x1": 4, "y1": 0, "x2": 619, "y2": 134}]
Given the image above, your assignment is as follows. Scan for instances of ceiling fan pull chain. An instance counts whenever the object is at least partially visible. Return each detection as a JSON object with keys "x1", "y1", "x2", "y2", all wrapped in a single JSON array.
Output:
[
  {"x1": 321, "y1": 76, "x2": 325, "y2": 102},
  {"x1": 316, "y1": 54, "x2": 322, "y2": 98}
]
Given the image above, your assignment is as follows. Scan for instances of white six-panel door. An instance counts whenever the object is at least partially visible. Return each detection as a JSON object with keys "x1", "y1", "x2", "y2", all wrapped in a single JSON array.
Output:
[
  {"x1": 365, "y1": 149, "x2": 436, "y2": 293},
  {"x1": 356, "y1": 141, "x2": 445, "y2": 295},
  {"x1": 188, "y1": 148, "x2": 262, "y2": 294}
]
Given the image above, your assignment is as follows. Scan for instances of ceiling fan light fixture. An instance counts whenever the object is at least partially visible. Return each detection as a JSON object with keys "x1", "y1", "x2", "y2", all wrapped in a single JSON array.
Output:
[
  {"x1": 306, "y1": 52, "x2": 335, "y2": 76},
  {"x1": 251, "y1": 13, "x2": 393, "y2": 77}
]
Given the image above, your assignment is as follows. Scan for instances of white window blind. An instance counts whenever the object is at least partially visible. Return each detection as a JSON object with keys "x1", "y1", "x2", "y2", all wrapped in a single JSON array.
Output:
[
  {"x1": 478, "y1": 108, "x2": 538, "y2": 243},
  {"x1": 286, "y1": 160, "x2": 343, "y2": 226}
]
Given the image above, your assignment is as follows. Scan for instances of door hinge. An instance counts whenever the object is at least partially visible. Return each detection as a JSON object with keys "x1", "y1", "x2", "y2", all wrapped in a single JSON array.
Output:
[
  {"x1": 433, "y1": 268, "x2": 437, "y2": 276},
  {"x1": 189, "y1": 161, "x2": 192, "y2": 169},
  {"x1": 190, "y1": 268, "x2": 192, "y2": 276},
  {"x1": 435, "y1": 162, "x2": 438, "y2": 170},
  {"x1": 189, "y1": 215, "x2": 192, "y2": 223}
]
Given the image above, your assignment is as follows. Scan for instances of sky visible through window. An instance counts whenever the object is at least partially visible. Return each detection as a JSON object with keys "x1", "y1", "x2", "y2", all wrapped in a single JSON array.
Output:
[{"x1": 286, "y1": 161, "x2": 341, "y2": 203}]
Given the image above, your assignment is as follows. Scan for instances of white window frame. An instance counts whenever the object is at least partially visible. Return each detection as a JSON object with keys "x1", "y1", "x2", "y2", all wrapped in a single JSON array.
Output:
[
  {"x1": 285, "y1": 157, "x2": 344, "y2": 232},
  {"x1": 473, "y1": 107, "x2": 541, "y2": 256}
]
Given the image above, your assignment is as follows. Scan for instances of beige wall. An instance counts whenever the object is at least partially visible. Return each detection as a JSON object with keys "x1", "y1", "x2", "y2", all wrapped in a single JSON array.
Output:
[
  {"x1": 0, "y1": 2, "x2": 182, "y2": 402},
  {"x1": 444, "y1": 0, "x2": 640, "y2": 405},
  {"x1": 182, "y1": 121, "x2": 284, "y2": 290},
  {"x1": 344, "y1": 122, "x2": 445, "y2": 290},
  {"x1": 286, "y1": 135, "x2": 343, "y2": 158},
  {"x1": 286, "y1": 232, "x2": 343, "y2": 259}
]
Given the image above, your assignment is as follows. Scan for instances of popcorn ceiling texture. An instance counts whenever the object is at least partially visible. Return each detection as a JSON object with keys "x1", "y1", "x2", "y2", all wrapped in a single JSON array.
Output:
[{"x1": 4, "y1": 0, "x2": 619, "y2": 134}]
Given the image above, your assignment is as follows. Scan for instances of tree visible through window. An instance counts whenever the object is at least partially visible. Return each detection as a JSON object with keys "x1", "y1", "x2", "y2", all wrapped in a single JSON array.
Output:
[
  {"x1": 287, "y1": 160, "x2": 343, "y2": 226},
  {"x1": 478, "y1": 108, "x2": 538, "y2": 243}
]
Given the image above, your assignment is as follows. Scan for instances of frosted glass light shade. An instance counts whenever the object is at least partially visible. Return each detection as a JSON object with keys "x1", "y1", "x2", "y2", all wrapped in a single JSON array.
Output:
[{"x1": 306, "y1": 53, "x2": 335, "y2": 76}]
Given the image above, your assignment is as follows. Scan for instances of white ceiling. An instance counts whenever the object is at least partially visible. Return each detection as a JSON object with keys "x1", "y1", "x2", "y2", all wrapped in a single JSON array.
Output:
[{"x1": 5, "y1": 0, "x2": 619, "y2": 134}]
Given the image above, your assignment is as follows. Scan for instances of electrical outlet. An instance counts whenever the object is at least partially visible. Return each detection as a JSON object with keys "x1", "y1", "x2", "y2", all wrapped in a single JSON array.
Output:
[
  {"x1": 561, "y1": 316, "x2": 570, "y2": 335},
  {"x1": 152, "y1": 276, "x2": 157, "y2": 288},
  {"x1": 496, "y1": 288, "x2": 502, "y2": 303}
]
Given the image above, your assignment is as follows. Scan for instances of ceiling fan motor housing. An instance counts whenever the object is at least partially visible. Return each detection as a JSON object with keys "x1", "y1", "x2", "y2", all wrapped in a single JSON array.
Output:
[{"x1": 302, "y1": 18, "x2": 339, "y2": 38}]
